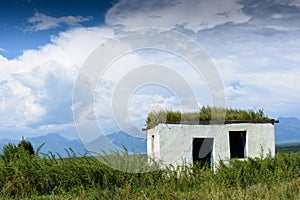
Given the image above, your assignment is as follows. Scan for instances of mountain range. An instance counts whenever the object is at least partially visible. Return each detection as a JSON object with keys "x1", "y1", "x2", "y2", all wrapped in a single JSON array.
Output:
[
  {"x1": 87, "y1": 130, "x2": 146, "y2": 155},
  {"x1": 0, "y1": 133, "x2": 87, "y2": 158},
  {"x1": 0, "y1": 131, "x2": 147, "y2": 157},
  {"x1": 275, "y1": 117, "x2": 300, "y2": 144},
  {"x1": 0, "y1": 117, "x2": 299, "y2": 157}
]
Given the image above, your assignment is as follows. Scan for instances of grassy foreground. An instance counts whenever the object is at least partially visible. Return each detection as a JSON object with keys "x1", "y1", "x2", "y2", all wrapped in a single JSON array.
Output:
[{"x1": 1, "y1": 145, "x2": 300, "y2": 200}]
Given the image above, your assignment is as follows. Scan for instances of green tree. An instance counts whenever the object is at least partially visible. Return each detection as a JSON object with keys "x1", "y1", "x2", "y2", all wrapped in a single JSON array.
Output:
[
  {"x1": 18, "y1": 137, "x2": 35, "y2": 155},
  {"x1": 0, "y1": 137, "x2": 35, "y2": 162}
]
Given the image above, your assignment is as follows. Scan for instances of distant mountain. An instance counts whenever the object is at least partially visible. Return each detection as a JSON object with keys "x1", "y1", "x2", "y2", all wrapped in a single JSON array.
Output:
[
  {"x1": 0, "y1": 133, "x2": 87, "y2": 157},
  {"x1": 275, "y1": 117, "x2": 300, "y2": 144},
  {"x1": 87, "y1": 130, "x2": 147, "y2": 155},
  {"x1": 0, "y1": 131, "x2": 147, "y2": 157}
]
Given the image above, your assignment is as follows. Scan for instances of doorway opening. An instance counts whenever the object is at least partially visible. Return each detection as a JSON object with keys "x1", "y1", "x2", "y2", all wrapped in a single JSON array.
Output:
[
  {"x1": 229, "y1": 131, "x2": 246, "y2": 158},
  {"x1": 192, "y1": 138, "x2": 214, "y2": 169}
]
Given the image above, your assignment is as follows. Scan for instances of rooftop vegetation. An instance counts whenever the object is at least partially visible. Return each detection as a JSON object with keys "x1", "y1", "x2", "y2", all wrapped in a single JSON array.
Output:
[{"x1": 146, "y1": 106, "x2": 271, "y2": 128}]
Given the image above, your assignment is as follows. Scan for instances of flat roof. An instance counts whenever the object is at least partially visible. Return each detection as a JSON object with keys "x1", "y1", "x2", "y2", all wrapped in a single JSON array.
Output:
[
  {"x1": 142, "y1": 119, "x2": 279, "y2": 130},
  {"x1": 170, "y1": 119, "x2": 279, "y2": 125}
]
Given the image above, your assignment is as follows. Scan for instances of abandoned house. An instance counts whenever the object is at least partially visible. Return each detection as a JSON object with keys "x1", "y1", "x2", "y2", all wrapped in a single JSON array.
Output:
[{"x1": 146, "y1": 109, "x2": 279, "y2": 170}]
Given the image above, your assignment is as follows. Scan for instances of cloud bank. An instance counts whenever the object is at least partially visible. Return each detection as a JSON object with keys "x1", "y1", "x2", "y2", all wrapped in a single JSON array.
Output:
[
  {"x1": 105, "y1": 0, "x2": 250, "y2": 31},
  {"x1": 0, "y1": 27, "x2": 113, "y2": 139},
  {"x1": 0, "y1": 0, "x2": 300, "y2": 140}
]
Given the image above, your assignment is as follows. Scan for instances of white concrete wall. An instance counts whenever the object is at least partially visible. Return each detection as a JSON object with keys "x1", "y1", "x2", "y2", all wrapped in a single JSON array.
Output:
[
  {"x1": 146, "y1": 123, "x2": 275, "y2": 168},
  {"x1": 147, "y1": 125, "x2": 161, "y2": 162}
]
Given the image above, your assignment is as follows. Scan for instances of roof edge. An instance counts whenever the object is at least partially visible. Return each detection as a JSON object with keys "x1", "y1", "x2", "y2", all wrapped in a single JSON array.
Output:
[{"x1": 142, "y1": 119, "x2": 279, "y2": 131}]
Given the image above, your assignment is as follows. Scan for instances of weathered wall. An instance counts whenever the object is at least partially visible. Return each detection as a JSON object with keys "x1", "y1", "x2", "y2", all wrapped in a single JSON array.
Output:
[
  {"x1": 146, "y1": 125, "x2": 161, "y2": 162},
  {"x1": 146, "y1": 123, "x2": 275, "y2": 168}
]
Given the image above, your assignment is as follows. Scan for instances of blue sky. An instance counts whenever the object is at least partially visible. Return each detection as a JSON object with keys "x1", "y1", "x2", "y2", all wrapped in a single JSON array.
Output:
[
  {"x1": 0, "y1": 0, "x2": 300, "y2": 141},
  {"x1": 0, "y1": 0, "x2": 111, "y2": 58}
]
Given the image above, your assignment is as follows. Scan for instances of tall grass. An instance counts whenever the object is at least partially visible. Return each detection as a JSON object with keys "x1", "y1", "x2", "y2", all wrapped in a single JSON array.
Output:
[
  {"x1": 146, "y1": 106, "x2": 270, "y2": 128},
  {"x1": 1, "y1": 145, "x2": 300, "y2": 199}
]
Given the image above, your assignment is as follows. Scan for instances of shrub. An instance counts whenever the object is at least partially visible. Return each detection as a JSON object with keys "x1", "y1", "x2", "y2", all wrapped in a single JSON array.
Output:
[
  {"x1": 0, "y1": 143, "x2": 18, "y2": 162},
  {"x1": 0, "y1": 139, "x2": 35, "y2": 163},
  {"x1": 18, "y1": 138, "x2": 35, "y2": 155}
]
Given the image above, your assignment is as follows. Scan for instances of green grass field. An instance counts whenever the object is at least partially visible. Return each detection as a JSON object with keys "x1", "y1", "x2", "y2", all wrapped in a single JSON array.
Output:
[{"x1": 1, "y1": 142, "x2": 300, "y2": 199}]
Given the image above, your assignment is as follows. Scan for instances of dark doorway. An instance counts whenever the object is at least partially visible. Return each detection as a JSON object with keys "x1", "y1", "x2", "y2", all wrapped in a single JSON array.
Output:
[
  {"x1": 192, "y1": 138, "x2": 214, "y2": 169},
  {"x1": 229, "y1": 131, "x2": 246, "y2": 158}
]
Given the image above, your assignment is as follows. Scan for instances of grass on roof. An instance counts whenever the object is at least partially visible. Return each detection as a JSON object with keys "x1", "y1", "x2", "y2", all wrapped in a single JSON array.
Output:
[{"x1": 146, "y1": 106, "x2": 270, "y2": 128}]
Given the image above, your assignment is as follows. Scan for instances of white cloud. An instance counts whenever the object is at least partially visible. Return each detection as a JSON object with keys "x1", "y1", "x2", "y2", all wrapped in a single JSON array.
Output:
[
  {"x1": 288, "y1": 0, "x2": 300, "y2": 7},
  {"x1": 86, "y1": 47, "x2": 214, "y2": 139},
  {"x1": 128, "y1": 94, "x2": 180, "y2": 126},
  {"x1": 0, "y1": 48, "x2": 7, "y2": 53},
  {"x1": 1, "y1": 0, "x2": 300, "y2": 140},
  {"x1": 38, "y1": 123, "x2": 75, "y2": 133},
  {"x1": 213, "y1": 55, "x2": 300, "y2": 118},
  {"x1": 105, "y1": 0, "x2": 250, "y2": 31},
  {"x1": 0, "y1": 27, "x2": 114, "y2": 137},
  {"x1": 26, "y1": 12, "x2": 92, "y2": 32},
  {"x1": 0, "y1": 77, "x2": 45, "y2": 127}
]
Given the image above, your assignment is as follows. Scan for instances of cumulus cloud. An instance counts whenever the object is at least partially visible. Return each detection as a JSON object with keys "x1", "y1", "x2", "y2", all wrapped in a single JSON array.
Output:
[
  {"x1": 26, "y1": 12, "x2": 92, "y2": 32},
  {"x1": 213, "y1": 55, "x2": 300, "y2": 118},
  {"x1": 0, "y1": 27, "x2": 114, "y2": 137},
  {"x1": 200, "y1": 1, "x2": 300, "y2": 117},
  {"x1": 1, "y1": 0, "x2": 300, "y2": 140},
  {"x1": 0, "y1": 76, "x2": 45, "y2": 128},
  {"x1": 105, "y1": 0, "x2": 250, "y2": 31},
  {"x1": 91, "y1": 82, "x2": 183, "y2": 139},
  {"x1": 128, "y1": 94, "x2": 180, "y2": 125},
  {"x1": 87, "y1": 50, "x2": 209, "y2": 138}
]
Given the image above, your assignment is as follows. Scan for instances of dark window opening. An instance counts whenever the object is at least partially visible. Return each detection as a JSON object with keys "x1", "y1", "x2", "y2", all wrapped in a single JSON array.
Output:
[
  {"x1": 192, "y1": 138, "x2": 214, "y2": 169},
  {"x1": 229, "y1": 131, "x2": 246, "y2": 158},
  {"x1": 151, "y1": 135, "x2": 155, "y2": 153}
]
